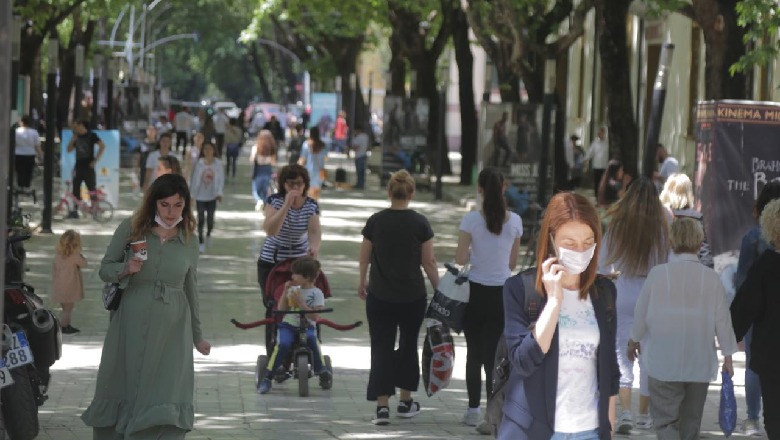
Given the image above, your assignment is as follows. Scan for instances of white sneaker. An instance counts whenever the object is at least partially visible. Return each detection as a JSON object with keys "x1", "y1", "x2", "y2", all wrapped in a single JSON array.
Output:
[
  {"x1": 462, "y1": 409, "x2": 481, "y2": 426},
  {"x1": 199, "y1": 243, "x2": 206, "y2": 253},
  {"x1": 635, "y1": 413, "x2": 653, "y2": 430},
  {"x1": 616, "y1": 410, "x2": 634, "y2": 434},
  {"x1": 743, "y1": 418, "x2": 761, "y2": 436}
]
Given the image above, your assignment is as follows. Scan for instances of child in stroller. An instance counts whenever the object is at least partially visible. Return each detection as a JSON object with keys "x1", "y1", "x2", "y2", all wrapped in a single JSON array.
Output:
[{"x1": 258, "y1": 257, "x2": 331, "y2": 394}]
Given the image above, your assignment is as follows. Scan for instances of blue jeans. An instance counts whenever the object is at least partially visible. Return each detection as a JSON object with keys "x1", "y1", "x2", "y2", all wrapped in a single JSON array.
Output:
[
  {"x1": 253, "y1": 164, "x2": 273, "y2": 203},
  {"x1": 550, "y1": 429, "x2": 600, "y2": 440},
  {"x1": 745, "y1": 326, "x2": 762, "y2": 420},
  {"x1": 354, "y1": 155, "x2": 366, "y2": 189},
  {"x1": 267, "y1": 322, "x2": 324, "y2": 377}
]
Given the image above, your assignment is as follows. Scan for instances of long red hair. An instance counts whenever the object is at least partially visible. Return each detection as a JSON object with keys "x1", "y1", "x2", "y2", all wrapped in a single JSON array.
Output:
[{"x1": 535, "y1": 192, "x2": 602, "y2": 300}]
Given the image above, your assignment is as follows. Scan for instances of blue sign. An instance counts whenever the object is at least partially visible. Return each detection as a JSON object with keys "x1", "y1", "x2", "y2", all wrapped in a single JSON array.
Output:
[
  {"x1": 310, "y1": 92, "x2": 338, "y2": 141},
  {"x1": 60, "y1": 130, "x2": 121, "y2": 206}
]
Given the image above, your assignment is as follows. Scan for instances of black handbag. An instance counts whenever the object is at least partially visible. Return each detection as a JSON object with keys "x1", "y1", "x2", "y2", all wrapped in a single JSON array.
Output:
[
  {"x1": 102, "y1": 283, "x2": 123, "y2": 310},
  {"x1": 102, "y1": 244, "x2": 129, "y2": 310}
]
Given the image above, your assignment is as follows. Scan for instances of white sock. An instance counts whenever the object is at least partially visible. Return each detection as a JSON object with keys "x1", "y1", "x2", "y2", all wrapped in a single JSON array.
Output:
[{"x1": 467, "y1": 407, "x2": 480, "y2": 415}]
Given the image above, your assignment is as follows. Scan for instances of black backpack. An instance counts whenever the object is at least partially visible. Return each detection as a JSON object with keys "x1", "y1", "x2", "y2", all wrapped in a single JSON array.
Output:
[{"x1": 483, "y1": 268, "x2": 615, "y2": 437}]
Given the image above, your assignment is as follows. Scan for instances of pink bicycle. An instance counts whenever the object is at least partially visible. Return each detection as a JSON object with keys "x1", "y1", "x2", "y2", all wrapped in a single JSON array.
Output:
[{"x1": 54, "y1": 185, "x2": 114, "y2": 222}]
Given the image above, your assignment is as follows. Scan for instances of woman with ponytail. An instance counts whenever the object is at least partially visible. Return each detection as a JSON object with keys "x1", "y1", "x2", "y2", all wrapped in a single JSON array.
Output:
[{"x1": 455, "y1": 167, "x2": 523, "y2": 432}]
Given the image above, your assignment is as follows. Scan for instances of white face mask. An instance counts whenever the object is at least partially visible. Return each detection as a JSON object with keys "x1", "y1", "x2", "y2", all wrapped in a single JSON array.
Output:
[
  {"x1": 551, "y1": 234, "x2": 596, "y2": 275},
  {"x1": 155, "y1": 213, "x2": 183, "y2": 230}
]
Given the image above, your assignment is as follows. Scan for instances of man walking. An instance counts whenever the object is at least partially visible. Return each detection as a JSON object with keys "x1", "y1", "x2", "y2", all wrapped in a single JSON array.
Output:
[
  {"x1": 174, "y1": 107, "x2": 194, "y2": 155},
  {"x1": 212, "y1": 109, "x2": 229, "y2": 157},
  {"x1": 66, "y1": 120, "x2": 105, "y2": 218},
  {"x1": 583, "y1": 126, "x2": 609, "y2": 190}
]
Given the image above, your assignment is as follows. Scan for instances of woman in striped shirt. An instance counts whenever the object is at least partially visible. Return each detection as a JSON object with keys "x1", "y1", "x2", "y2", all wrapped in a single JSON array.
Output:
[{"x1": 257, "y1": 164, "x2": 322, "y2": 302}]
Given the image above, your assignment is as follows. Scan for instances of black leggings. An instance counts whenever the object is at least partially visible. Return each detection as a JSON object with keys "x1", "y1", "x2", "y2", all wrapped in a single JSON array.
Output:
[
  {"x1": 196, "y1": 200, "x2": 217, "y2": 244},
  {"x1": 365, "y1": 294, "x2": 426, "y2": 401},
  {"x1": 463, "y1": 281, "x2": 505, "y2": 408},
  {"x1": 15, "y1": 155, "x2": 36, "y2": 188},
  {"x1": 72, "y1": 165, "x2": 97, "y2": 209}
]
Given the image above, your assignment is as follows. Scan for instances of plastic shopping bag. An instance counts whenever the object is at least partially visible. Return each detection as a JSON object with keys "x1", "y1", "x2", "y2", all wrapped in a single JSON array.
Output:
[
  {"x1": 719, "y1": 370, "x2": 737, "y2": 437},
  {"x1": 425, "y1": 263, "x2": 469, "y2": 333},
  {"x1": 422, "y1": 320, "x2": 455, "y2": 397}
]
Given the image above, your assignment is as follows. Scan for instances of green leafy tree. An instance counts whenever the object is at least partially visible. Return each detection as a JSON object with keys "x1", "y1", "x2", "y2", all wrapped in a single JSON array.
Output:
[{"x1": 648, "y1": 0, "x2": 748, "y2": 100}]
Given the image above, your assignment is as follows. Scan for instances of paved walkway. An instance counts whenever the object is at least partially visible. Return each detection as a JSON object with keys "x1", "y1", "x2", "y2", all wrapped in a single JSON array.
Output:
[{"x1": 12, "y1": 148, "x2": 763, "y2": 439}]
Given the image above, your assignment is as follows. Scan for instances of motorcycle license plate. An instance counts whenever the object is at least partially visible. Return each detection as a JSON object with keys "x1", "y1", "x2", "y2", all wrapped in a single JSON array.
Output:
[
  {"x1": 4, "y1": 332, "x2": 34, "y2": 369},
  {"x1": 0, "y1": 359, "x2": 13, "y2": 389}
]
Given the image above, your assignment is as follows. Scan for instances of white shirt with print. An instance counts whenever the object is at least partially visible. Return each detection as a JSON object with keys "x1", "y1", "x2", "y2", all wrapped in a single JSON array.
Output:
[{"x1": 555, "y1": 288, "x2": 600, "y2": 433}]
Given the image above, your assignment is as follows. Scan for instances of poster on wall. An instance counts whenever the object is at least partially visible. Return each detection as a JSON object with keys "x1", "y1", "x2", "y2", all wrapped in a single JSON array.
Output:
[
  {"x1": 381, "y1": 96, "x2": 430, "y2": 171},
  {"x1": 694, "y1": 100, "x2": 780, "y2": 263},
  {"x1": 310, "y1": 92, "x2": 338, "y2": 142},
  {"x1": 60, "y1": 129, "x2": 121, "y2": 206},
  {"x1": 478, "y1": 103, "x2": 552, "y2": 200}
]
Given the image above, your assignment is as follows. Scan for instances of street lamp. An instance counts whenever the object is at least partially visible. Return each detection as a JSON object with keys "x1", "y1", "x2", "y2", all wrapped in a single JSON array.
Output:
[
  {"x1": 483, "y1": 59, "x2": 493, "y2": 102},
  {"x1": 42, "y1": 38, "x2": 59, "y2": 233},
  {"x1": 537, "y1": 55, "x2": 556, "y2": 206},
  {"x1": 335, "y1": 76, "x2": 342, "y2": 116},
  {"x1": 349, "y1": 72, "x2": 357, "y2": 150},
  {"x1": 73, "y1": 45, "x2": 85, "y2": 121},
  {"x1": 91, "y1": 54, "x2": 102, "y2": 127},
  {"x1": 106, "y1": 58, "x2": 117, "y2": 129},
  {"x1": 643, "y1": 42, "x2": 675, "y2": 178}
]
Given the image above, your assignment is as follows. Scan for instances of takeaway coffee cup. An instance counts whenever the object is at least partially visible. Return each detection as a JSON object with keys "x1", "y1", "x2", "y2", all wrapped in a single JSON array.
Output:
[{"x1": 130, "y1": 240, "x2": 148, "y2": 261}]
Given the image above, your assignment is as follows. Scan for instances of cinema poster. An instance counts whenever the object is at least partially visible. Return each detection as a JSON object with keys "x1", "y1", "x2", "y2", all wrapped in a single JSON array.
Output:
[{"x1": 694, "y1": 100, "x2": 780, "y2": 261}]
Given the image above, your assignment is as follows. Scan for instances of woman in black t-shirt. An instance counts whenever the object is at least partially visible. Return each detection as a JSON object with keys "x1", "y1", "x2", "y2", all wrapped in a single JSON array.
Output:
[{"x1": 358, "y1": 170, "x2": 440, "y2": 425}]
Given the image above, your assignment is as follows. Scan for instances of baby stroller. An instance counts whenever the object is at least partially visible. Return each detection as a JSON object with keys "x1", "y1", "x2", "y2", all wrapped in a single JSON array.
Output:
[{"x1": 230, "y1": 257, "x2": 362, "y2": 396}]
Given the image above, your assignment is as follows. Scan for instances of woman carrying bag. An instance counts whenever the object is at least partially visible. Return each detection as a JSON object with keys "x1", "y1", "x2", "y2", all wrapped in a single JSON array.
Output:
[{"x1": 455, "y1": 167, "x2": 523, "y2": 432}]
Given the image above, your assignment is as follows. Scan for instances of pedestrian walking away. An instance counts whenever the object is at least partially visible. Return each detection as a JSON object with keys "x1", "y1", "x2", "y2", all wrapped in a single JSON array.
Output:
[
  {"x1": 14, "y1": 115, "x2": 42, "y2": 190},
  {"x1": 352, "y1": 123, "x2": 369, "y2": 189},
  {"x1": 629, "y1": 217, "x2": 737, "y2": 440},
  {"x1": 733, "y1": 181, "x2": 780, "y2": 436},
  {"x1": 599, "y1": 177, "x2": 669, "y2": 433},
  {"x1": 66, "y1": 120, "x2": 106, "y2": 218},
  {"x1": 498, "y1": 192, "x2": 619, "y2": 440},
  {"x1": 358, "y1": 170, "x2": 440, "y2": 426},
  {"x1": 51, "y1": 230, "x2": 87, "y2": 334},
  {"x1": 454, "y1": 167, "x2": 522, "y2": 434},
  {"x1": 584, "y1": 126, "x2": 609, "y2": 191},
  {"x1": 731, "y1": 198, "x2": 780, "y2": 439},
  {"x1": 597, "y1": 160, "x2": 631, "y2": 208},
  {"x1": 81, "y1": 174, "x2": 212, "y2": 439},
  {"x1": 660, "y1": 173, "x2": 714, "y2": 268},
  {"x1": 298, "y1": 127, "x2": 327, "y2": 201},
  {"x1": 250, "y1": 129, "x2": 277, "y2": 211},
  {"x1": 190, "y1": 142, "x2": 224, "y2": 253}
]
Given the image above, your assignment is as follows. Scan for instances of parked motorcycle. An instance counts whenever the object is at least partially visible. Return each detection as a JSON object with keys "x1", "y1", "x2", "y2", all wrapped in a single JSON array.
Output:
[{"x1": 2, "y1": 230, "x2": 62, "y2": 440}]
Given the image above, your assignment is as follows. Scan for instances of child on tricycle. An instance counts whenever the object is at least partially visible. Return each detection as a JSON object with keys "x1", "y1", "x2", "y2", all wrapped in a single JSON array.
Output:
[{"x1": 258, "y1": 257, "x2": 332, "y2": 394}]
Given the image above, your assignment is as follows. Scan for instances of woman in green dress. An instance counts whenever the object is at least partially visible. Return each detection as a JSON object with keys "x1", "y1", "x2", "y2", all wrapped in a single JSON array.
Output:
[{"x1": 82, "y1": 174, "x2": 211, "y2": 439}]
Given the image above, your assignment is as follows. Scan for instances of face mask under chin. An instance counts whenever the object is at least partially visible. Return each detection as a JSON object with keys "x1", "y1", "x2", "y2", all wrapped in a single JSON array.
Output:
[{"x1": 155, "y1": 213, "x2": 183, "y2": 230}]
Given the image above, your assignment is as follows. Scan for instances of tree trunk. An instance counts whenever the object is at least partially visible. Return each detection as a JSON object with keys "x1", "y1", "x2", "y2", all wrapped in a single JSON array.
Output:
[
  {"x1": 388, "y1": 28, "x2": 407, "y2": 96},
  {"x1": 453, "y1": 6, "x2": 478, "y2": 185},
  {"x1": 496, "y1": 65, "x2": 520, "y2": 103},
  {"x1": 519, "y1": 54, "x2": 545, "y2": 103},
  {"x1": 57, "y1": 17, "x2": 96, "y2": 130},
  {"x1": 693, "y1": 0, "x2": 748, "y2": 99},
  {"x1": 249, "y1": 43, "x2": 274, "y2": 102},
  {"x1": 20, "y1": 31, "x2": 45, "y2": 121},
  {"x1": 595, "y1": 0, "x2": 639, "y2": 177}
]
